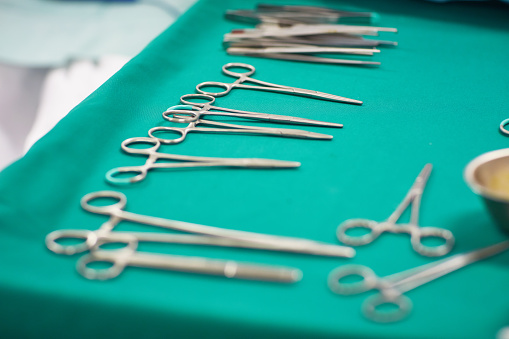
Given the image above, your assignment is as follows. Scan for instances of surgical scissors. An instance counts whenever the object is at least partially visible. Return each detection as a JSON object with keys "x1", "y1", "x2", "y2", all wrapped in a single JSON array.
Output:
[
  {"x1": 165, "y1": 94, "x2": 343, "y2": 128},
  {"x1": 50, "y1": 190, "x2": 355, "y2": 258},
  {"x1": 105, "y1": 137, "x2": 300, "y2": 185},
  {"x1": 336, "y1": 164, "x2": 455, "y2": 257},
  {"x1": 195, "y1": 63, "x2": 362, "y2": 105},
  {"x1": 148, "y1": 114, "x2": 333, "y2": 145},
  {"x1": 328, "y1": 240, "x2": 509, "y2": 322},
  {"x1": 47, "y1": 230, "x2": 303, "y2": 282}
]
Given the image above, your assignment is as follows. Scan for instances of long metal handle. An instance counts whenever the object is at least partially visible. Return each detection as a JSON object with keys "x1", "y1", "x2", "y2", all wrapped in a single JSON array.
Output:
[
  {"x1": 121, "y1": 211, "x2": 355, "y2": 258},
  {"x1": 393, "y1": 240, "x2": 509, "y2": 293},
  {"x1": 229, "y1": 51, "x2": 379, "y2": 69},
  {"x1": 234, "y1": 83, "x2": 362, "y2": 105},
  {"x1": 78, "y1": 250, "x2": 302, "y2": 283},
  {"x1": 228, "y1": 47, "x2": 378, "y2": 56},
  {"x1": 195, "y1": 120, "x2": 333, "y2": 139}
]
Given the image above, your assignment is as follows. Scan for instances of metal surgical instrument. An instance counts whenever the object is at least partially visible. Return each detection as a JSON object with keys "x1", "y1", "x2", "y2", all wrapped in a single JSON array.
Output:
[
  {"x1": 77, "y1": 246, "x2": 302, "y2": 282},
  {"x1": 47, "y1": 229, "x2": 347, "y2": 256},
  {"x1": 227, "y1": 52, "x2": 380, "y2": 67},
  {"x1": 227, "y1": 46, "x2": 380, "y2": 56},
  {"x1": 223, "y1": 36, "x2": 397, "y2": 48},
  {"x1": 164, "y1": 94, "x2": 342, "y2": 127},
  {"x1": 105, "y1": 137, "x2": 300, "y2": 185},
  {"x1": 328, "y1": 240, "x2": 509, "y2": 322},
  {"x1": 195, "y1": 62, "x2": 362, "y2": 105},
  {"x1": 225, "y1": 25, "x2": 398, "y2": 40},
  {"x1": 51, "y1": 191, "x2": 355, "y2": 257},
  {"x1": 336, "y1": 164, "x2": 455, "y2": 257},
  {"x1": 148, "y1": 115, "x2": 333, "y2": 145},
  {"x1": 47, "y1": 230, "x2": 303, "y2": 282},
  {"x1": 256, "y1": 4, "x2": 373, "y2": 20}
]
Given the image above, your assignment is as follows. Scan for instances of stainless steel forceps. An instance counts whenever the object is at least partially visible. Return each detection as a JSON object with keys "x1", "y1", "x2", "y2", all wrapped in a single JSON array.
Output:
[
  {"x1": 77, "y1": 246, "x2": 301, "y2": 282},
  {"x1": 46, "y1": 230, "x2": 303, "y2": 282},
  {"x1": 48, "y1": 191, "x2": 355, "y2": 258},
  {"x1": 164, "y1": 94, "x2": 343, "y2": 128},
  {"x1": 336, "y1": 164, "x2": 455, "y2": 257},
  {"x1": 328, "y1": 240, "x2": 509, "y2": 322},
  {"x1": 148, "y1": 111, "x2": 333, "y2": 144},
  {"x1": 195, "y1": 63, "x2": 362, "y2": 105},
  {"x1": 105, "y1": 137, "x2": 300, "y2": 185}
]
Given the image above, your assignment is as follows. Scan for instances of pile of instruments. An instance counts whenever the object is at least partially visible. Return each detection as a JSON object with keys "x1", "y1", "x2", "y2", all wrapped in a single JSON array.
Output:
[{"x1": 223, "y1": 4, "x2": 398, "y2": 66}]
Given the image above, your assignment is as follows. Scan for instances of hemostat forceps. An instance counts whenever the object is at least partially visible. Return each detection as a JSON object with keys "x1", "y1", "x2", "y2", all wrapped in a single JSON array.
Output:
[
  {"x1": 165, "y1": 94, "x2": 343, "y2": 128},
  {"x1": 336, "y1": 164, "x2": 455, "y2": 257},
  {"x1": 195, "y1": 63, "x2": 362, "y2": 105},
  {"x1": 105, "y1": 137, "x2": 300, "y2": 185},
  {"x1": 328, "y1": 240, "x2": 509, "y2": 322}
]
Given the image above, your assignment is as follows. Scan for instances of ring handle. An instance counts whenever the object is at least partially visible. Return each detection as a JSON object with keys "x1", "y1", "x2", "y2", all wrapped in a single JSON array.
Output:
[
  {"x1": 196, "y1": 81, "x2": 232, "y2": 97},
  {"x1": 163, "y1": 106, "x2": 200, "y2": 123},
  {"x1": 121, "y1": 137, "x2": 160, "y2": 155},
  {"x1": 148, "y1": 126, "x2": 187, "y2": 145},
  {"x1": 363, "y1": 293, "x2": 412, "y2": 323},
  {"x1": 500, "y1": 118, "x2": 509, "y2": 136},
  {"x1": 80, "y1": 191, "x2": 127, "y2": 214},
  {"x1": 46, "y1": 229, "x2": 96, "y2": 255},
  {"x1": 180, "y1": 94, "x2": 215, "y2": 106},
  {"x1": 328, "y1": 265, "x2": 378, "y2": 295},
  {"x1": 76, "y1": 236, "x2": 138, "y2": 280},
  {"x1": 412, "y1": 227, "x2": 455, "y2": 257},
  {"x1": 222, "y1": 63, "x2": 256, "y2": 77},
  {"x1": 337, "y1": 219, "x2": 381, "y2": 246},
  {"x1": 77, "y1": 252, "x2": 127, "y2": 280},
  {"x1": 105, "y1": 167, "x2": 147, "y2": 185}
]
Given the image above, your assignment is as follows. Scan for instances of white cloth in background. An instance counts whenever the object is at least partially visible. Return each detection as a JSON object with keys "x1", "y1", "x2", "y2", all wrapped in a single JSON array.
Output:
[
  {"x1": 0, "y1": 0, "x2": 197, "y2": 171},
  {"x1": 23, "y1": 55, "x2": 129, "y2": 152}
]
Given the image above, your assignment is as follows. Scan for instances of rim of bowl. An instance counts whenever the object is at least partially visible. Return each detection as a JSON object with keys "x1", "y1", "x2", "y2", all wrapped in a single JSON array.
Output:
[{"x1": 464, "y1": 148, "x2": 509, "y2": 203}]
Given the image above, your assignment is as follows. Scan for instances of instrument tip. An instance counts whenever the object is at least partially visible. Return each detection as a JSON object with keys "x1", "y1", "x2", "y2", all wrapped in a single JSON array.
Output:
[{"x1": 291, "y1": 269, "x2": 303, "y2": 282}]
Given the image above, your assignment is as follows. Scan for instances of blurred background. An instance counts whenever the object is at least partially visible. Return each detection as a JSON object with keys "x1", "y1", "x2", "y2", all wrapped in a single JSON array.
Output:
[{"x1": 0, "y1": 0, "x2": 197, "y2": 170}]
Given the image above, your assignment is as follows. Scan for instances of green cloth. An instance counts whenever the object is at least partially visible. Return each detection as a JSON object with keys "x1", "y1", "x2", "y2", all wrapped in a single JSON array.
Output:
[{"x1": 1, "y1": 0, "x2": 509, "y2": 337}]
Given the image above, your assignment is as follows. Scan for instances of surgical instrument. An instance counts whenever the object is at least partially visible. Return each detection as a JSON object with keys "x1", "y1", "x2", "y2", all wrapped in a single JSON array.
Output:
[
  {"x1": 227, "y1": 52, "x2": 381, "y2": 67},
  {"x1": 225, "y1": 9, "x2": 342, "y2": 26},
  {"x1": 328, "y1": 240, "x2": 509, "y2": 322},
  {"x1": 77, "y1": 246, "x2": 302, "y2": 282},
  {"x1": 46, "y1": 229, "x2": 348, "y2": 256},
  {"x1": 149, "y1": 114, "x2": 333, "y2": 145},
  {"x1": 336, "y1": 164, "x2": 455, "y2": 257},
  {"x1": 47, "y1": 230, "x2": 304, "y2": 282},
  {"x1": 165, "y1": 94, "x2": 343, "y2": 128},
  {"x1": 227, "y1": 46, "x2": 380, "y2": 56},
  {"x1": 195, "y1": 62, "x2": 362, "y2": 104},
  {"x1": 257, "y1": 4, "x2": 373, "y2": 20},
  {"x1": 225, "y1": 25, "x2": 397, "y2": 40},
  {"x1": 55, "y1": 190, "x2": 355, "y2": 258},
  {"x1": 500, "y1": 118, "x2": 509, "y2": 136},
  {"x1": 223, "y1": 37, "x2": 396, "y2": 48},
  {"x1": 226, "y1": 9, "x2": 372, "y2": 26},
  {"x1": 105, "y1": 137, "x2": 300, "y2": 185}
]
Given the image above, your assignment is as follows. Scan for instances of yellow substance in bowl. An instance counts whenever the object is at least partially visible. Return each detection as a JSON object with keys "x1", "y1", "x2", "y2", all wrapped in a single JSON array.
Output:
[{"x1": 488, "y1": 168, "x2": 509, "y2": 200}]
